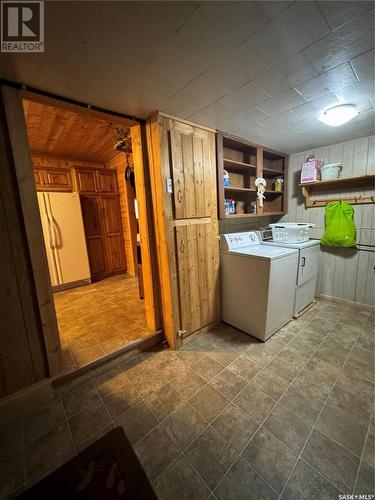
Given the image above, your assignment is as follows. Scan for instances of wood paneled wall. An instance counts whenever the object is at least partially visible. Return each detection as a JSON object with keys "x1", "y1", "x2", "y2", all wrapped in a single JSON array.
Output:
[{"x1": 283, "y1": 135, "x2": 375, "y2": 306}]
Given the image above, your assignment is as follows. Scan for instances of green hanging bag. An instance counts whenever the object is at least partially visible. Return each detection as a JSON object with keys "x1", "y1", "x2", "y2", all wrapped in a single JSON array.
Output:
[{"x1": 320, "y1": 201, "x2": 357, "y2": 248}]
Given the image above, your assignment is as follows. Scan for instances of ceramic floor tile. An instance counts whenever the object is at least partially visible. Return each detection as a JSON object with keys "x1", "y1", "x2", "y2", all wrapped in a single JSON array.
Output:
[
  {"x1": 189, "y1": 385, "x2": 229, "y2": 423},
  {"x1": 102, "y1": 381, "x2": 141, "y2": 418},
  {"x1": 234, "y1": 384, "x2": 276, "y2": 424},
  {"x1": 192, "y1": 356, "x2": 224, "y2": 381},
  {"x1": 115, "y1": 401, "x2": 158, "y2": 445},
  {"x1": 212, "y1": 403, "x2": 259, "y2": 452},
  {"x1": 280, "y1": 385, "x2": 324, "y2": 425},
  {"x1": 68, "y1": 400, "x2": 111, "y2": 446},
  {"x1": 61, "y1": 380, "x2": 100, "y2": 418},
  {"x1": 326, "y1": 386, "x2": 372, "y2": 427},
  {"x1": 362, "y1": 434, "x2": 374, "y2": 468},
  {"x1": 242, "y1": 427, "x2": 297, "y2": 494},
  {"x1": 170, "y1": 366, "x2": 206, "y2": 400},
  {"x1": 163, "y1": 402, "x2": 207, "y2": 451},
  {"x1": 157, "y1": 356, "x2": 189, "y2": 382},
  {"x1": 302, "y1": 429, "x2": 360, "y2": 492},
  {"x1": 227, "y1": 356, "x2": 262, "y2": 381},
  {"x1": 354, "y1": 461, "x2": 375, "y2": 495},
  {"x1": 154, "y1": 455, "x2": 211, "y2": 500},
  {"x1": 54, "y1": 275, "x2": 150, "y2": 370},
  {"x1": 209, "y1": 368, "x2": 247, "y2": 400},
  {"x1": 0, "y1": 419, "x2": 24, "y2": 458},
  {"x1": 264, "y1": 403, "x2": 312, "y2": 454},
  {"x1": 186, "y1": 427, "x2": 238, "y2": 490},
  {"x1": 144, "y1": 384, "x2": 184, "y2": 420},
  {"x1": 253, "y1": 369, "x2": 290, "y2": 401},
  {"x1": 215, "y1": 457, "x2": 277, "y2": 500},
  {"x1": 282, "y1": 459, "x2": 341, "y2": 500},
  {"x1": 134, "y1": 425, "x2": 180, "y2": 482},
  {"x1": 131, "y1": 368, "x2": 168, "y2": 398},
  {"x1": 316, "y1": 405, "x2": 367, "y2": 457}
]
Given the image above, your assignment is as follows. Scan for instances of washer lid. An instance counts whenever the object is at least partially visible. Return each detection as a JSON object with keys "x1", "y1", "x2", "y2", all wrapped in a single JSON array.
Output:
[{"x1": 230, "y1": 245, "x2": 298, "y2": 260}]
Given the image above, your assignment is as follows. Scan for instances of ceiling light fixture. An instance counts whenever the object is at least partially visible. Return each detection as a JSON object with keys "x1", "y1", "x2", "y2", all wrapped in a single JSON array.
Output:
[{"x1": 319, "y1": 104, "x2": 359, "y2": 126}]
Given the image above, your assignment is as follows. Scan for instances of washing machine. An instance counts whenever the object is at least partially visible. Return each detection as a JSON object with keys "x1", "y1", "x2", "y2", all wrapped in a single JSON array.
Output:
[{"x1": 220, "y1": 232, "x2": 299, "y2": 341}]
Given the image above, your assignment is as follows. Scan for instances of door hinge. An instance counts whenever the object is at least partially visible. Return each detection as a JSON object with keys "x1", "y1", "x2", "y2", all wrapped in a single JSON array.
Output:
[
  {"x1": 178, "y1": 329, "x2": 186, "y2": 338},
  {"x1": 166, "y1": 178, "x2": 173, "y2": 194}
]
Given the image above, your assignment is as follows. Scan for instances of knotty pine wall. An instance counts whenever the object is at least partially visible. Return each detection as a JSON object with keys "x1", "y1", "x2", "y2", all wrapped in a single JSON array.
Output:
[{"x1": 282, "y1": 135, "x2": 375, "y2": 306}]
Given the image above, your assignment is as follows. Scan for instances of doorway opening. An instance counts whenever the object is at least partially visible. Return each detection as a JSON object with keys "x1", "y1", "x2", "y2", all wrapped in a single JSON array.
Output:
[{"x1": 22, "y1": 97, "x2": 159, "y2": 372}]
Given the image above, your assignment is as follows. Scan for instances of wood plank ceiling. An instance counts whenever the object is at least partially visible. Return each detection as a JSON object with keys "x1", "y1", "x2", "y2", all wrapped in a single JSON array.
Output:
[{"x1": 23, "y1": 99, "x2": 129, "y2": 163}]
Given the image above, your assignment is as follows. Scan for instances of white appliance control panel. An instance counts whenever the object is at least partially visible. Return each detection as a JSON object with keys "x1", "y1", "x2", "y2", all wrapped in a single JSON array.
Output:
[{"x1": 221, "y1": 231, "x2": 261, "y2": 251}]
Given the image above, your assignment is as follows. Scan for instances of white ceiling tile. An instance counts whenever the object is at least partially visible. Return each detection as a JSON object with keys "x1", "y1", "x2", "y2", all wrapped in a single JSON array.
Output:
[
  {"x1": 243, "y1": 2, "x2": 330, "y2": 68},
  {"x1": 302, "y1": 10, "x2": 374, "y2": 73},
  {"x1": 251, "y1": 52, "x2": 318, "y2": 97},
  {"x1": 260, "y1": 110, "x2": 308, "y2": 131},
  {"x1": 228, "y1": 107, "x2": 270, "y2": 128},
  {"x1": 203, "y1": 43, "x2": 271, "y2": 93},
  {"x1": 317, "y1": 1, "x2": 373, "y2": 31},
  {"x1": 162, "y1": 76, "x2": 227, "y2": 118},
  {"x1": 257, "y1": 1, "x2": 293, "y2": 20},
  {"x1": 187, "y1": 102, "x2": 235, "y2": 127},
  {"x1": 216, "y1": 119, "x2": 242, "y2": 135},
  {"x1": 295, "y1": 63, "x2": 358, "y2": 101},
  {"x1": 350, "y1": 49, "x2": 375, "y2": 81},
  {"x1": 334, "y1": 79, "x2": 375, "y2": 107},
  {"x1": 257, "y1": 88, "x2": 307, "y2": 116},
  {"x1": 218, "y1": 82, "x2": 271, "y2": 114}
]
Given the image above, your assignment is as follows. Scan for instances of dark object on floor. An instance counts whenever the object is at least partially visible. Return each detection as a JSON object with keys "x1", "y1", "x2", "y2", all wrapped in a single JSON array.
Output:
[{"x1": 18, "y1": 427, "x2": 157, "y2": 499}]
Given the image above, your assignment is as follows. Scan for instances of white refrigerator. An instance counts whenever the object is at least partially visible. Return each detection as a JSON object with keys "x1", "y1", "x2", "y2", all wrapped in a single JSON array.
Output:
[{"x1": 37, "y1": 192, "x2": 91, "y2": 291}]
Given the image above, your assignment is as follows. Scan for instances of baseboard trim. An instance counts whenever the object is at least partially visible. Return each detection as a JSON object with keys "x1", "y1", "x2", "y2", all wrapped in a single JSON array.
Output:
[{"x1": 318, "y1": 294, "x2": 374, "y2": 311}]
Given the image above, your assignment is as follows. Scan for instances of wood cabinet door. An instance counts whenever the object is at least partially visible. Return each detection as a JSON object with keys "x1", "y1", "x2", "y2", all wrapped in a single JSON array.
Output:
[
  {"x1": 175, "y1": 221, "x2": 219, "y2": 336},
  {"x1": 80, "y1": 195, "x2": 107, "y2": 278},
  {"x1": 34, "y1": 168, "x2": 45, "y2": 190},
  {"x1": 101, "y1": 195, "x2": 126, "y2": 273},
  {"x1": 44, "y1": 168, "x2": 72, "y2": 191},
  {"x1": 75, "y1": 169, "x2": 98, "y2": 194},
  {"x1": 97, "y1": 170, "x2": 118, "y2": 194},
  {"x1": 170, "y1": 121, "x2": 215, "y2": 219}
]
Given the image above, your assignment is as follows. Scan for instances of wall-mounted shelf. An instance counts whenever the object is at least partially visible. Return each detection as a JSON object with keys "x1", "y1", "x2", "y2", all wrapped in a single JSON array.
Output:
[
  {"x1": 217, "y1": 131, "x2": 288, "y2": 219},
  {"x1": 301, "y1": 174, "x2": 375, "y2": 207}
]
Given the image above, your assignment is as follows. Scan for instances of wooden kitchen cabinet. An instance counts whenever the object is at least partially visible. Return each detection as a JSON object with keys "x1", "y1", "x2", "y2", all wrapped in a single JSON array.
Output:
[
  {"x1": 77, "y1": 168, "x2": 126, "y2": 280},
  {"x1": 33, "y1": 166, "x2": 72, "y2": 192},
  {"x1": 74, "y1": 168, "x2": 98, "y2": 194}
]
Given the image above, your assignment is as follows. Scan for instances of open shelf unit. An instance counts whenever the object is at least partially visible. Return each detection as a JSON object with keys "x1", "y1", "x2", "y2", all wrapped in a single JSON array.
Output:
[
  {"x1": 301, "y1": 174, "x2": 375, "y2": 207},
  {"x1": 217, "y1": 131, "x2": 288, "y2": 218}
]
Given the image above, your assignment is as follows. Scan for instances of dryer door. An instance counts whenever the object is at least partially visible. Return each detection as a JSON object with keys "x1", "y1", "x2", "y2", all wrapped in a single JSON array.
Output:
[{"x1": 297, "y1": 246, "x2": 319, "y2": 286}]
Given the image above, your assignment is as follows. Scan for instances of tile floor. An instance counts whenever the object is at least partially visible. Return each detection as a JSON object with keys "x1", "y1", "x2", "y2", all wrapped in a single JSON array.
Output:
[
  {"x1": 54, "y1": 274, "x2": 150, "y2": 371},
  {"x1": 1, "y1": 299, "x2": 374, "y2": 499}
]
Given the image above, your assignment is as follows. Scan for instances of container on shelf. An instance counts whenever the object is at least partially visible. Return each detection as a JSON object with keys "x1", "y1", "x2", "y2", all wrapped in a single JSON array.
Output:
[
  {"x1": 321, "y1": 163, "x2": 343, "y2": 181},
  {"x1": 225, "y1": 197, "x2": 236, "y2": 215},
  {"x1": 223, "y1": 169, "x2": 230, "y2": 187},
  {"x1": 274, "y1": 178, "x2": 283, "y2": 191},
  {"x1": 269, "y1": 222, "x2": 315, "y2": 243},
  {"x1": 301, "y1": 158, "x2": 321, "y2": 183}
]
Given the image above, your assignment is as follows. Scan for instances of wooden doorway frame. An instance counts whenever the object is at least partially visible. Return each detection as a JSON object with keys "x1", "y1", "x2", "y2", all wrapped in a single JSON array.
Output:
[{"x1": 1, "y1": 85, "x2": 162, "y2": 377}]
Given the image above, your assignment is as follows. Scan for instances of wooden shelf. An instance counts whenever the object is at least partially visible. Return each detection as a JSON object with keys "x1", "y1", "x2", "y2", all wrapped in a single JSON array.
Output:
[
  {"x1": 223, "y1": 158, "x2": 257, "y2": 171},
  {"x1": 301, "y1": 174, "x2": 375, "y2": 207},
  {"x1": 263, "y1": 167, "x2": 284, "y2": 177},
  {"x1": 224, "y1": 186, "x2": 256, "y2": 193},
  {"x1": 217, "y1": 131, "x2": 288, "y2": 219}
]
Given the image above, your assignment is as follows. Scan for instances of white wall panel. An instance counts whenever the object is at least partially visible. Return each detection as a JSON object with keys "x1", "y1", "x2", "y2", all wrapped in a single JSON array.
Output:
[{"x1": 287, "y1": 135, "x2": 375, "y2": 305}]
